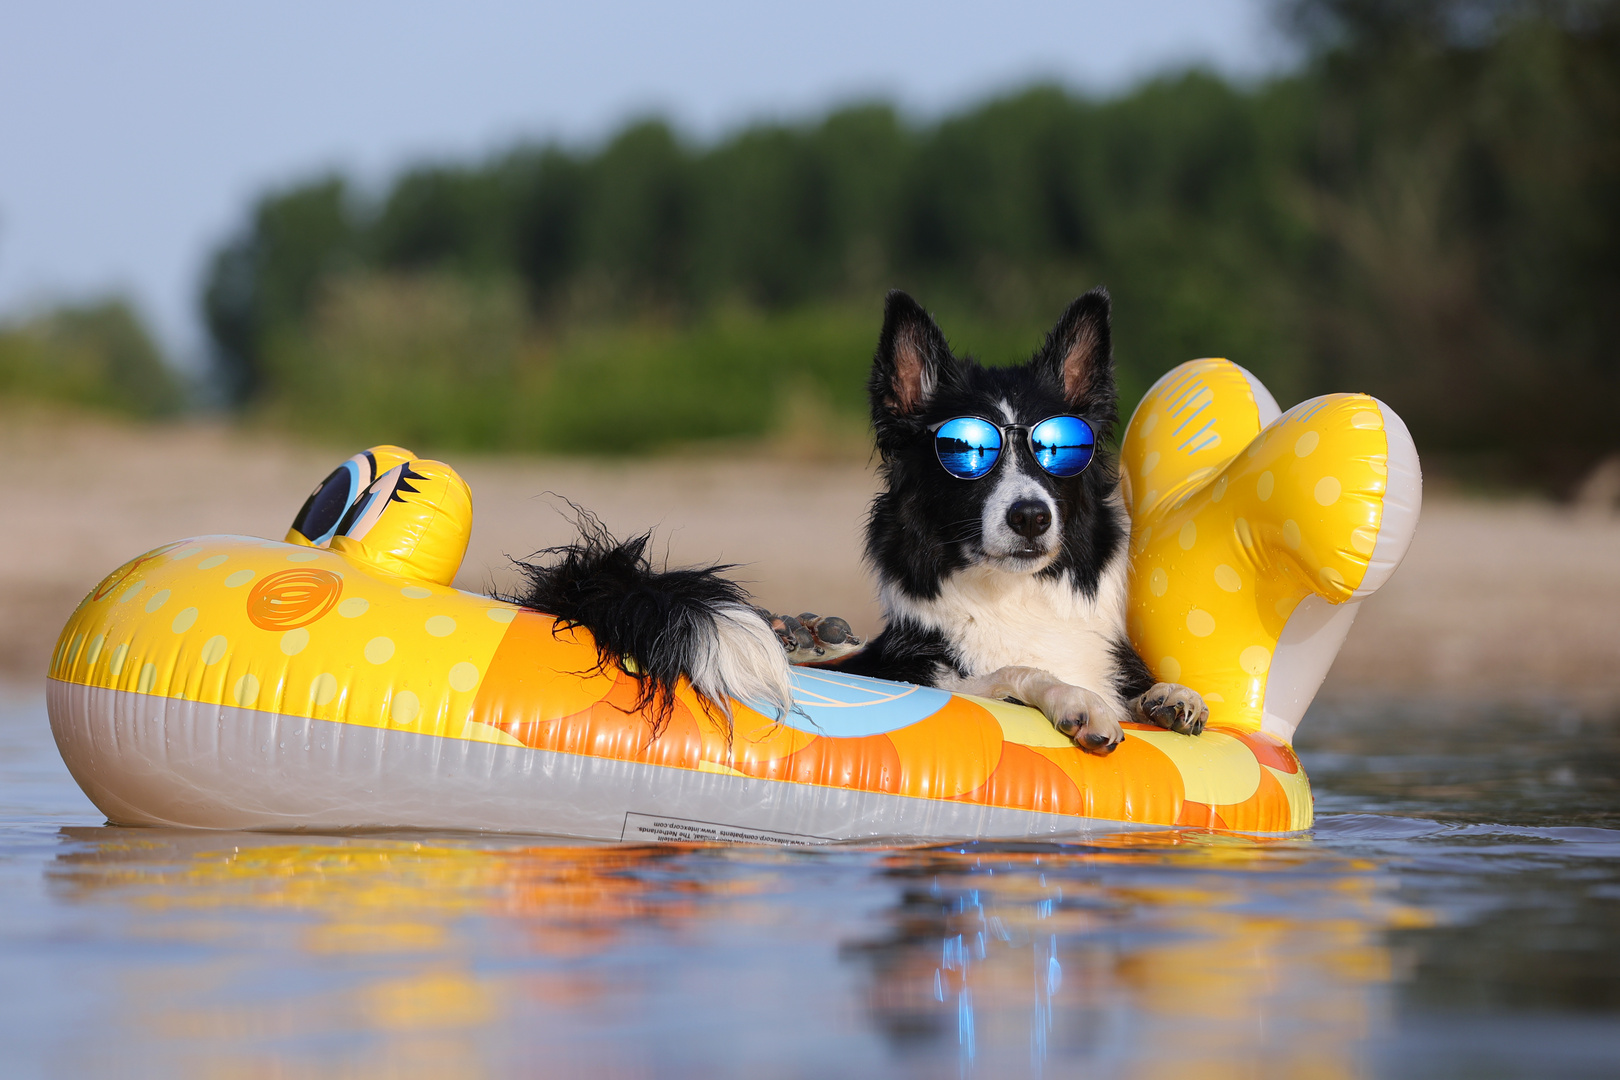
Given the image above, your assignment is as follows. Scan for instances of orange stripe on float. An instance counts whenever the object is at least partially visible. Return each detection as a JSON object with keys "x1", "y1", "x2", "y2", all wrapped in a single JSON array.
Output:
[
  {"x1": 470, "y1": 611, "x2": 618, "y2": 731},
  {"x1": 1211, "y1": 765, "x2": 1294, "y2": 833},
  {"x1": 1030, "y1": 736, "x2": 1186, "y2": 826},
  {"x1": 772, "y1": 733, "x2": 905, "y2": 793},
  {"x1": 496, "y1": 671, "x2": 707, "y2": 769},
  {"x1": 887, "y1": 696, "x2": 1004, "y2": 799},
  {"x1": 1228, "y1": 729, "x2": 1302, "y2": 774},
  {"x1": 724, "y1": 708, "x2": 819, "y2": 772},
  {"x1": 1174, "y1": 801, "x2": 1230, "y2": 829},
  {"x1": 951, "y1": 742, "x2": 1084, "y2": 816}
]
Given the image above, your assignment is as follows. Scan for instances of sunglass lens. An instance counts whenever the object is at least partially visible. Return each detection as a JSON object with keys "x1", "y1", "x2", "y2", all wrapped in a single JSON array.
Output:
[
  {"x1": 1030, "y1": 416, "x2": 1096, "y2": 476},
  {"x1": 935, "y1": 417, "x2": 1003, "y2": 479}
]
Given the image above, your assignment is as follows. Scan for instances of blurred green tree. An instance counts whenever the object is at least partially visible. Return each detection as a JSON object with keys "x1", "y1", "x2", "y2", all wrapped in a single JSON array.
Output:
[
  {"x1": 203, "y1": 176, "x2": 358, "y2": 405},
  {"x1": 1281, "y1": 0, "x2": 1620, "y2": 488},
  {"x1": 0, "y1": 299, "x2": 183, "y2": 417}
]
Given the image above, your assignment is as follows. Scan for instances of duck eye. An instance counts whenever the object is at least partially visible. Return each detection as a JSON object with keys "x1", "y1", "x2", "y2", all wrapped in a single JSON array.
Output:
[{"x1": 289, "y1": 456, "x2": 370, "y2": 546}]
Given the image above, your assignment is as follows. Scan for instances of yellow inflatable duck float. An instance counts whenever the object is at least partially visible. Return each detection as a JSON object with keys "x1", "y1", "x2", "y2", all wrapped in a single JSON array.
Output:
[
  {"x1": 45, "y1": 359, "x2": 1419, "y2": 839},
  {"x1": 1122, "y1": 358, "x2": 1420, "y2": 743}
]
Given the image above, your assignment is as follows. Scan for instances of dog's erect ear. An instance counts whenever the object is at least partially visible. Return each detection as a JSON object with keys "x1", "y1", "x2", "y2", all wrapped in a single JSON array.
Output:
[
  {"x1": 1040, "y1": 288, "x2": 1114, "y2": 408},
  {"x1": 872, "y1": 291, "x2": 951, "y2": 417}
]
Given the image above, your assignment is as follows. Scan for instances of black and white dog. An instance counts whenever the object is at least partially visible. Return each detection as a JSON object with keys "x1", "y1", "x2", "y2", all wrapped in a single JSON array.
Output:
[
  {"x1": 819, "y1": 289, "x2": 1206, "y2": 751},
  {"x1": 507, "y1": 289, "x2": 1205, "y2": 753}
]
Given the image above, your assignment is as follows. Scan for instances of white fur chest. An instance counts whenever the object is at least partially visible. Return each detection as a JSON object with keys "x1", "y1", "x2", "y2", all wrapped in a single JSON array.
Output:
[{"x1": 882, "y1": 554, "x2": 1131, "y2": 693}]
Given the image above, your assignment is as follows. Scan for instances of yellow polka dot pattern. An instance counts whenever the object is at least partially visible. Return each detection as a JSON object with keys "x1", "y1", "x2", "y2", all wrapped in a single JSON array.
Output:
[
  {"x1": 1120, "y1": 358, "x2": 1390, "y2": 735},
  {"x1": 48, "y1": 536, "x2": 519, "y2": 742}
]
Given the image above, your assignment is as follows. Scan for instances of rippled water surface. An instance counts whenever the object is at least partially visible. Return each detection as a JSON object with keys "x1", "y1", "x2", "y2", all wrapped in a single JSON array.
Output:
[{"x1": 3, "y1": 689, "x2": 1619, "y2": 1078}]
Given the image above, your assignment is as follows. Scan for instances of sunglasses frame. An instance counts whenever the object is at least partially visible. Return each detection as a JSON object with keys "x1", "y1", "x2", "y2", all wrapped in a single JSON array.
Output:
[{"x1": 928, "y1": 414, "x2": 1098, "y2": 480}]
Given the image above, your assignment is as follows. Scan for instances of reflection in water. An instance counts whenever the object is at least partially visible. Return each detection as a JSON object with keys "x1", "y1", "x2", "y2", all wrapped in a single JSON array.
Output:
[
  {"x1": 7, "y1": 694, "x2": 1620, "y2": 1076},
  {"x1": 843, "y1": 833, "x2": 1417, "y2": 1077},
  {"x1": 46, "y1": 832, "x2": 746, "y2": 1077},
  {"x1": 41, "y1": 826, "x2": 1423, "y2": 1078}
]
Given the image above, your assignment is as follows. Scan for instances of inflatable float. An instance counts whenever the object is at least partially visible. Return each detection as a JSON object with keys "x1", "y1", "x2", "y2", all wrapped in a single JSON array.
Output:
[{"x1": 46, "y1": 358, "x2": 1420, "y2": 841}]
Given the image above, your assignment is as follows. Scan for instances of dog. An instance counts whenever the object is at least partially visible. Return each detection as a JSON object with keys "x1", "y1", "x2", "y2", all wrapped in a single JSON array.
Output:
[
  {"x1": 505, "y1": 289, "x2": 1205, "y2": 753},
  {"x1": 807, "y1": 289, "x2": 1206, "y2": 751}
]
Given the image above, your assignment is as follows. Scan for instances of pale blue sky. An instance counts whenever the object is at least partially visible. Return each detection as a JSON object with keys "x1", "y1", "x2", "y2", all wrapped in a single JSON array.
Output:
[{"x1": 0, "y1": 1, "x2": 1286, "y2": 364}]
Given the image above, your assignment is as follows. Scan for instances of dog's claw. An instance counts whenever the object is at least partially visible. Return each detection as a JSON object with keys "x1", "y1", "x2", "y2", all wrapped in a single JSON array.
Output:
[
  {"x1": 1038, "y1": 684, "x2": 1126, "y2": 755},
  {"x1": 1133, "y1": 683, "x2": 1208, "y2": 736}
]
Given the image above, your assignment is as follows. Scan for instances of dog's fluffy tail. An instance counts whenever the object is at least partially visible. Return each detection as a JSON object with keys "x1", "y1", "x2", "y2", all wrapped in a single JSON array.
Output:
[{"x1": 499, "y1": 511, "x2": 793, "y2": 736}]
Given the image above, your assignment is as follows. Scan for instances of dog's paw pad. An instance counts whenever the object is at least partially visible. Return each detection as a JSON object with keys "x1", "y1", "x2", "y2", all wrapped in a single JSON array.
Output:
[
  {"x1": 755, "y1": 609, "x2": 864, "y2": 662},
  {"x1": 800, "y1": 613, "x2": 860, "y2": 648}
]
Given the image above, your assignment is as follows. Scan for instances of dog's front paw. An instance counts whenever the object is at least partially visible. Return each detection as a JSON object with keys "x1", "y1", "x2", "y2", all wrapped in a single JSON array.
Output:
[
  {"x1": 1131, "y1": 683, "x2": 1209, "y2": 736},
  {"x1": 1045, "y1": 686, "x2": 1127, "y2": 755}
]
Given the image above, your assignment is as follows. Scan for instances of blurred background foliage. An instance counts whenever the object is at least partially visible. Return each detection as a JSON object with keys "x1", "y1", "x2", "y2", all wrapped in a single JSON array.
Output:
[
  {"x1": 0, "y1": 299, "x2": 182, "y2": 418},
  {"x1": 7, "y1": 0, "x2": 1615, "y2": 492}
]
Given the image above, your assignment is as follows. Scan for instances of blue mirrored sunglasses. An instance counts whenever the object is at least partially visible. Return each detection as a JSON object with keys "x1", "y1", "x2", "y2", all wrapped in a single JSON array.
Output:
[{"x1": 930, "y1": 415, "x2": 1096, "y2": 480}]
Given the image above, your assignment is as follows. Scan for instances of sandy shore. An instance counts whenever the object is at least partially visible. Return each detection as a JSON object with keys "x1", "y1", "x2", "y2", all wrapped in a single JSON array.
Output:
[{"x1": 4, "y1": 406, "x2": 1618, "y2": 708}]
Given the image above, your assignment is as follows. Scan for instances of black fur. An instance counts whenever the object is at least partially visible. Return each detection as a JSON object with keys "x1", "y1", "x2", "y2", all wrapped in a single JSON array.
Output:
[
  {"x1": 1111, "y1": 639, "x2": 1156, "y2": 700},
  {"x1": 835, "y1": 287, "x2": 1156, "y2": 691},
  {"x1": 833, "y1": 620, "x2": 956, "y2": 686},
  {"x1": 498, "y1": 511, "x2": 749, "y2": 735}
]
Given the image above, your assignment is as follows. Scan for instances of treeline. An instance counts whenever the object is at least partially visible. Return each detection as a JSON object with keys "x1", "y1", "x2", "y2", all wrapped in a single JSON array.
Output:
[
  {"x1": 0, "y1": 300, "x2": 181, "y2": 418},
  {"x1": 189, "y1": 0, "x2": 1617, "y2": 488}
]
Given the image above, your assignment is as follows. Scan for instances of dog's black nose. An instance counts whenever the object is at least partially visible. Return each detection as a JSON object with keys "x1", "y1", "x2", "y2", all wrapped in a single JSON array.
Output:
[{"x1": 1006, "y1": 499, "x2": 1052, "y2": 538}]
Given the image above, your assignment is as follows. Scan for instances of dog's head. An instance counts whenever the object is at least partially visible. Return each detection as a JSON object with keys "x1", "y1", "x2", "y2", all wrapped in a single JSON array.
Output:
[{"x1": 866, "y1": 289, "x2": 1125, "y2": 596}]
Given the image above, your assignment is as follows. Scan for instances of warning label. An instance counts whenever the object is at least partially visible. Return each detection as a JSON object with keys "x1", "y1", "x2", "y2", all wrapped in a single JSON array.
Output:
[{"x1": 620, "y1": 812, "x2": 829, "y2": 847}]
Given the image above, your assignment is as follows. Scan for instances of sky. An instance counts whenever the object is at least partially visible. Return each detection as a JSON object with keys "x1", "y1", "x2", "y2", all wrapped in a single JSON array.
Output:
[{"x1": 0, "y1": 1, "x2": 1287, "y2": 367}]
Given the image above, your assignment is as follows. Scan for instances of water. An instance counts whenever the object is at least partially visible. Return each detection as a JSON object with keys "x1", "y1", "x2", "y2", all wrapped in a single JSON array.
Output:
[{"x1": 2, "y1": 688, "x2": 1618, "y2": 1078}]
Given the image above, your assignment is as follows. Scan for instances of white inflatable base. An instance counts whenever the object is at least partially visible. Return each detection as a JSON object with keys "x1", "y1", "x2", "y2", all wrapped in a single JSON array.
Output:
[{"x1": 49, "y1": 679, "x2": 1173, "y2": 844}]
